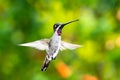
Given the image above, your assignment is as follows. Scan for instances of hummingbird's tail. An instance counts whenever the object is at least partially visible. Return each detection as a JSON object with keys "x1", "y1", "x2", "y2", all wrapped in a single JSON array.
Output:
[{"x1": 41, "y1": 57, "x2": 51, "y2": 71}]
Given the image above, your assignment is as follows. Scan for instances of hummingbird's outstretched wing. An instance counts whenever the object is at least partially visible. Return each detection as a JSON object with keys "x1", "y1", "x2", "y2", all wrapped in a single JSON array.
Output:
[
  {"x1": 19, "y1": 39, "x2": 49, "y2": 50},
  {"x1": 60, "y1": 41, "x2": 82, "y2": 51}
]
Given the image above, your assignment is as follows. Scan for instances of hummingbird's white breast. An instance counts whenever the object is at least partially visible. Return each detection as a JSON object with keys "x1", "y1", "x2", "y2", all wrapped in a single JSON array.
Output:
[{"x1": 46, "y1": 31, "x2": 61, "y2": 60}]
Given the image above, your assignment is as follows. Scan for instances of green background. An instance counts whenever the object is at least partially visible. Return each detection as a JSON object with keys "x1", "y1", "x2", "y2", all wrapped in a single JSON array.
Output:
[{"x1": 0, "y1": 0, "x2": 120, "y2": 80}]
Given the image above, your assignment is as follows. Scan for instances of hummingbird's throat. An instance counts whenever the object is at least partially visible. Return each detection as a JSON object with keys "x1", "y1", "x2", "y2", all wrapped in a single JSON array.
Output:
[{"x1": 57, "y1": 30, "x2": 61, "y2": 36}]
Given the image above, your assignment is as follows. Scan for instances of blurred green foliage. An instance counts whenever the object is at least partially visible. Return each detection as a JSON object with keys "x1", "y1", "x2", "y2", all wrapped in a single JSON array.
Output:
[{"x1": 0, "y1": 0, "x2": 120, "y2": 80}]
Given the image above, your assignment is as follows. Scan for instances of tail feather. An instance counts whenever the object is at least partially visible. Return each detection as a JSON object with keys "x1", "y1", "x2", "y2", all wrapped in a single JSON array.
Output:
[{"x1": 41, "y1": 58, "x2": 51, "y2": 71}]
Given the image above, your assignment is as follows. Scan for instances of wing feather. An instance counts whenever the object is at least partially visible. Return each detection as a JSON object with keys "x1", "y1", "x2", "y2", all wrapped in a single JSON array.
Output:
[
  {"x1": 60, "y1": 41, "x2": 82, "y2": 51},
  {"x1": 19, "y1": 39, "x2": 49, "y2": 50}
]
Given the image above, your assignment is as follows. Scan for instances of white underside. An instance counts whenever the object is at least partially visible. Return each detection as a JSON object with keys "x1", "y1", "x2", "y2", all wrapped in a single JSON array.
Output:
[{"x1": 46, "y1": 31, "x2": 61, "y2": 60}]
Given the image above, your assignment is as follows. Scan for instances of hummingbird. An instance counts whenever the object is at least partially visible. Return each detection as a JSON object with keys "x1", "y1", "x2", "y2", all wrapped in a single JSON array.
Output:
[{"x1": 19, "y1": 19, "x2": 82, "y2": 71}]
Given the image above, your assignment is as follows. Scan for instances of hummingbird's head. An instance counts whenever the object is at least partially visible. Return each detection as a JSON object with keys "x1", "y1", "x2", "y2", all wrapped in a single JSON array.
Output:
[{"x1": 53, "y1": 19, "x2": 79, "y2": 36}]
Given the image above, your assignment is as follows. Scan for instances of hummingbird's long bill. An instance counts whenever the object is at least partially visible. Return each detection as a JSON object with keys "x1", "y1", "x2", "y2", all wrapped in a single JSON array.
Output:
[
  {"x1": 63, "y1": 19, "x2": 79, "y2": 26},
  {"x1": 59, "y1": 19, "x2": 79, "y2": 30}
]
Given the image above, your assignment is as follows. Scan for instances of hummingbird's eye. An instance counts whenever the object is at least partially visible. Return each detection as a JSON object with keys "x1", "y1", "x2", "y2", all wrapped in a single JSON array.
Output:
[
  {"x1": 55, "y1": 25, "x2": 57, "y2": 28},
  {"x1": 54, "y1": 24, "x2": 58, "y2": 30}
]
